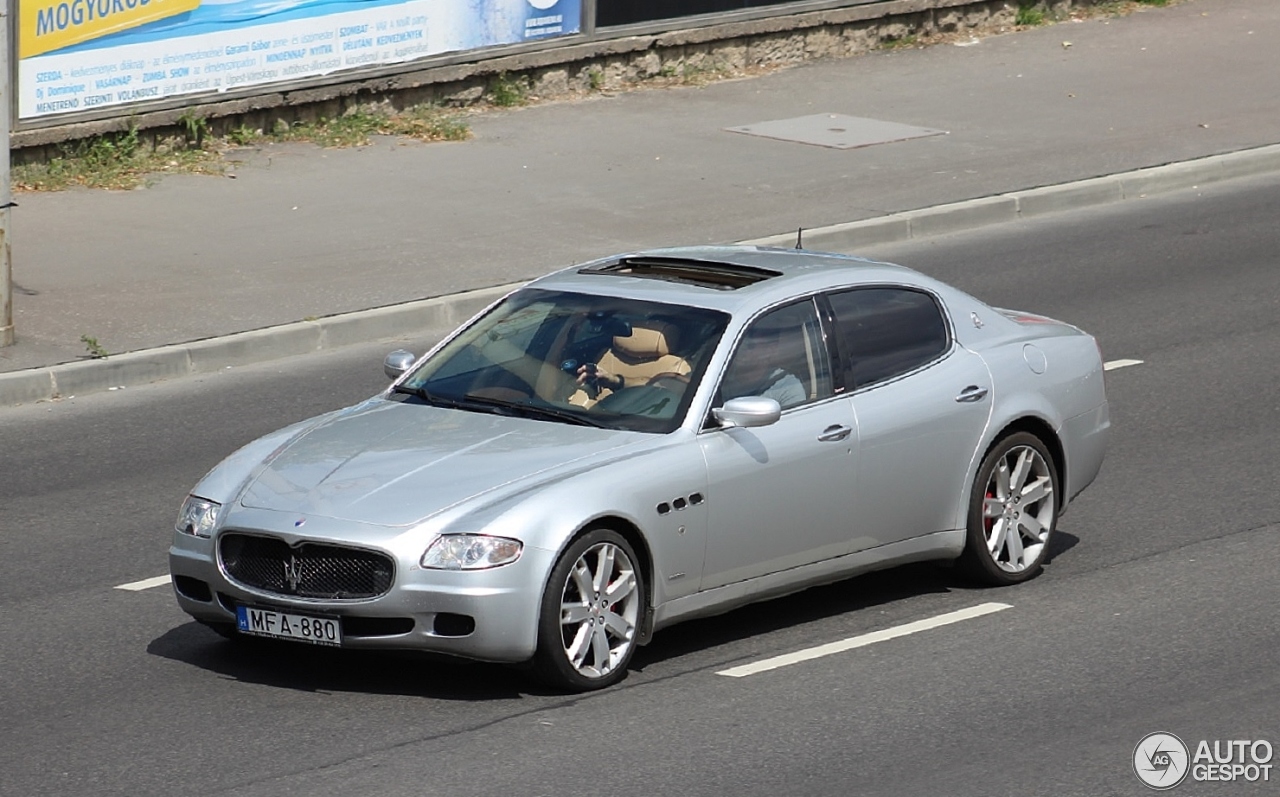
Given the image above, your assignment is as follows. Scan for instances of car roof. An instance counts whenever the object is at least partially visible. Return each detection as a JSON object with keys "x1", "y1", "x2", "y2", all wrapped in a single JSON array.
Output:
[{"x1": 526, "y1": 246, "x2": 932, "y2": 316}]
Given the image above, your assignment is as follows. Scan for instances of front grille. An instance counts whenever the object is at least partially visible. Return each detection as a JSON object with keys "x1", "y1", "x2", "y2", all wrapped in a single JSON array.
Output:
[{"x1": 220, "y1": 533, "x2": 394, "y2": 600}]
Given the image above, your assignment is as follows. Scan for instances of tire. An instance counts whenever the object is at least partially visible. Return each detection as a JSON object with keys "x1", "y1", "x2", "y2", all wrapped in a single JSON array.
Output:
[
  {"x1": 532, "y1": 529, "x2": 645, "y2": 691},
  {"x1": 958, "y1": 432, "x2": 1060, "y2": 586}
]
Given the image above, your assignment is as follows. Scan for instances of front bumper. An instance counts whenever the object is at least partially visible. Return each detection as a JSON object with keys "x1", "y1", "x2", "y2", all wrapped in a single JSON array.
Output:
[{"x1": 168, "y1": 527, "x2": 554, "y2": 664}]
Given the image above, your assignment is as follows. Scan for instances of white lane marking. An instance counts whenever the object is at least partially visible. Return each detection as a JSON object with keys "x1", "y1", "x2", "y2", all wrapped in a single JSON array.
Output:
[
  {"x1": 716, "y1": 602, "x2": 1012, "y2": 678},
  {"x1": 115, "y1": 575, "x2": 172, "y2": 592},
  {"x1": 1104, "y1": 359, "x2": 1144, "y2": 371}
]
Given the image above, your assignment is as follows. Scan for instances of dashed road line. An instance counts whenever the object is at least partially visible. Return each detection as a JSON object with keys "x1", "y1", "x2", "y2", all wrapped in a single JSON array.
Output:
[
  {"x1": 1104, "y1": 358, "x2": 1144, "y2": 371},
  {"x1": 115, "y1": 575, "x2": 172, "y2": 591},
  {"x1": 716, "y1": 602, "x2": 1013, "y2": 678}
]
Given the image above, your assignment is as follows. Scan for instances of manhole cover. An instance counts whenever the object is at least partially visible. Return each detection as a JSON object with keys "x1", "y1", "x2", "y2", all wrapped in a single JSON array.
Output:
[{"x1": 725, "y1": 113, "x2": 947, "y2": 149}]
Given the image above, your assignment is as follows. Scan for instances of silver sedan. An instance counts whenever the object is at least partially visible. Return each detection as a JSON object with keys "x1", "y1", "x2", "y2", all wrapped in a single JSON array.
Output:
[{"x1": 169, "y1": 246, "x2": 1109, "y2": 691}]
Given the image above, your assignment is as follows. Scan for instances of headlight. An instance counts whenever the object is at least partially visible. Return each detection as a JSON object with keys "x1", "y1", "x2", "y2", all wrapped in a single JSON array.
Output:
[
  {"x1": 175, "y1": 496, "x2": 221, "y2": 538},
  {"x1": 421, "y1": 534, "x2": 523, "y2": 570}
]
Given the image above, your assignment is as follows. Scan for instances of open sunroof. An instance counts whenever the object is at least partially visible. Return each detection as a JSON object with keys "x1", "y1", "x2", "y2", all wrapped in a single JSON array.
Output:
[{"x1": 579, "y1": 257, "x2": 781, "y2": 290}]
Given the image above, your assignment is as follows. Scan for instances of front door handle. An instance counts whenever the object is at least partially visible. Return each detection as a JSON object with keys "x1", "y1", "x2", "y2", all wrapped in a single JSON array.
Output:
[
  {"x1": 818, "y1": 424, "x2": 853, "y2": 442},
  {"x1": 955, "y1": 385, "x2": 989, "y2": 403}
]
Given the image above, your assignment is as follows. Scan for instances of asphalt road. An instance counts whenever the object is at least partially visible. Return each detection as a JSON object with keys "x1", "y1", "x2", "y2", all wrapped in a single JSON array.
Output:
[{"x1": 2, "y1": 173, "x2": 1279, "y2": 797}]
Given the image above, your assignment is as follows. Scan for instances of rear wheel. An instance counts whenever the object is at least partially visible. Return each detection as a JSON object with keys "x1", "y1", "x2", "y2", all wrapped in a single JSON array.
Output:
[
  {"x1": 958, "y1": 432, "x2": 1059, "y2": 585},
  {"x1": 532, "y1": 529, "x2": 645, "y2": 691}
]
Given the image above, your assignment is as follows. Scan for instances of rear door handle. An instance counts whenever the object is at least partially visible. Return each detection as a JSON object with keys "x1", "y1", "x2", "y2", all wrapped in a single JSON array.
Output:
[
  {"x1": 818, "y1": 424, "x2": 853, "y2": 442},
  {"x1": 955, "y1": 385, "x2": 989, "y2": 403}
]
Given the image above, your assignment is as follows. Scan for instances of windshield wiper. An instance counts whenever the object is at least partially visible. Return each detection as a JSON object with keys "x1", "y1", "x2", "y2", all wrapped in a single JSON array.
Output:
[
  {"x1": 391, "y1": 383, "x2": 466, "y2": 409},
  {"x1": 461, "y1": 393, "x2": 608, "y2": 428},
  {"x1": 394, "y1": 385, "x2": 607, "y2": 427}
]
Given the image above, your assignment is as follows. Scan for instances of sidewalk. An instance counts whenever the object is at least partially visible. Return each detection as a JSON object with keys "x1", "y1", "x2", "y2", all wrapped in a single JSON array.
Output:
[{"x1": 3, "y1": 0, "x2": 1279, "y2": 405}]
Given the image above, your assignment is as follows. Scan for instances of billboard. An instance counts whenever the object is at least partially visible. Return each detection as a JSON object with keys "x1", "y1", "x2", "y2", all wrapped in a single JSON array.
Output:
[{"x1": 18, "y1": 0, "x2": 582, "y2": 120}]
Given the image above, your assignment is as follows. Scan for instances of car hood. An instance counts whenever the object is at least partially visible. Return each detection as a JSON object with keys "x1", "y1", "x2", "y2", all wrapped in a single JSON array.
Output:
[{"x1": 237, "y1": 399, "x2": 643, "y2": 527}]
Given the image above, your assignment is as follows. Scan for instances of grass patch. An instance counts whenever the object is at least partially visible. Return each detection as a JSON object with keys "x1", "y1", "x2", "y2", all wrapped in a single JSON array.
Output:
[
  {"x1": 675, "y1": 60, "x2": 733, "y2": 86},
  {"x1": 270, "y1": 105, "x2": 471, "y2": 147},
  {"x1": 14, "y1": 103, "x2": 470, "y2": 191},
  {"x1": 882, "y1": 34, "x2": 920, "y2": 49},
  {"x1": 178, "y1": 110, "x2": 210, "y2": 148},
  {"x1": 79, "y1": 334, "x2": 109, "y2": 359},
  {"x1": 487, "y1": 72, "x2": 529, "y2": 107},
  {"x1": 1086, "y1": 0, "x2": 1179, "y2": 15},
  {"x1": 13, "y1": 125, "x2": 223, "y2": 191},
  {"x1": 226, "y1": 125, "x2": 257, "y2": 147},
  {"x1": 1015, "y1": 3, "x2": 1047, "y2": 26},
  {"x1": 395, "y1": 105, "x2": 472, "y2": 141},
  {"x1": 273, "y1": 109, "x2": 395, "y2": 148}
]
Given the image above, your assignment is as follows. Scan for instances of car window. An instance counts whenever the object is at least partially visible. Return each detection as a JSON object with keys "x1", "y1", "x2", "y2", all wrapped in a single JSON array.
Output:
[
  {"x1": 719, "y1": 299, "x2": 833, "y2": 410},
  {"x1": 827, "y1": 287, "x2": 949, "y2": 389},
  {"x1": 426, "y1": 300, "x2": 557, "y2": 383},
  {"x1": 401, "y1": 289, "x2": 729, "y2": 433}
]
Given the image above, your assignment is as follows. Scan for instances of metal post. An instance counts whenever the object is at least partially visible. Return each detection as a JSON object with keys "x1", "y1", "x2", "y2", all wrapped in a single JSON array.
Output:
[{"x1": 0, "y1": 0, "x2": 11, "y2": 347}]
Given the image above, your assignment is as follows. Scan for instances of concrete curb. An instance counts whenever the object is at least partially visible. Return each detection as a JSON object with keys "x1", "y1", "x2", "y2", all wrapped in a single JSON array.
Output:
[
  {"x1": 4, "y1": 143, "x2": 1279, "y2": 408},
  {"x1": 0, "y1": 283, "x2": 517, "y2": 407},
  {"x1": 743, "y1": 143, "x2": 1280, "y2": 250}
]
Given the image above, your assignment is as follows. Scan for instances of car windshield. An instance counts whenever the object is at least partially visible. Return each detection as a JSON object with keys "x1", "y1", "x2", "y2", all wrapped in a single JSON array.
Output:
[{"x1": 397, "y1": 289, "x2": 730, "y2": 433}]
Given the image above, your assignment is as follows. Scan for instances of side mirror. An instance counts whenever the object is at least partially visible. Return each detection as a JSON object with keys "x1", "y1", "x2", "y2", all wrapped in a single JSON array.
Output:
[
  {"x1": 712, "y1": 396, "x2": 781, "y2": 428},
  {"x1": 383, "y1": 349, "x2": 417, "y2": 380}
]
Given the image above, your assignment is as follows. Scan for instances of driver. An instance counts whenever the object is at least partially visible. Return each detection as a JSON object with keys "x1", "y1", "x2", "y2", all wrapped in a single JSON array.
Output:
[
  {"x1": 576, "y1": 361, "x2": 628, "y2": 392},
  {"x1": 570, "y1": 322, "x2": 691, "y2": 407}
]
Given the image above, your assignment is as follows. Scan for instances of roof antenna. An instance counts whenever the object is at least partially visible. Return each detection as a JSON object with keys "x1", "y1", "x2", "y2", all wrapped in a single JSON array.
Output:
[{"x1": 795, "y1": 227, "x2": 804, "y2": 250}]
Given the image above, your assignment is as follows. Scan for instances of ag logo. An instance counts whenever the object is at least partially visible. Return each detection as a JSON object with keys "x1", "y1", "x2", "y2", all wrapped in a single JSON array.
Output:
[{"x1": 1134, "y1": 732, "x2": 1190, "y2": 790}]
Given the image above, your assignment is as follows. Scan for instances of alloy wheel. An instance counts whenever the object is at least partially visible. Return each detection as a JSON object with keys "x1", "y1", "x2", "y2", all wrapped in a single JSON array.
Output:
[
  {"x1": 981, "y1": 444, "x2": 1056, "y2": 573},
  {"x1": 557, "y1": 540, "x2": 641, "y2": 679}
]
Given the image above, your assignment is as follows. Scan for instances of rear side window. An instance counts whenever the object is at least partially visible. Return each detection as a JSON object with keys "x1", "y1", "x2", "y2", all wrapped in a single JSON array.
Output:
[{"x1": 827, "y1": 287, "x2": 949, "y2": 388}]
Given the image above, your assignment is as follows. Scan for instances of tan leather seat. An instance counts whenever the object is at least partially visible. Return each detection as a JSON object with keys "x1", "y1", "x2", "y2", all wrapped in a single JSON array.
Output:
[{"x1": 568, "y1": 322, "x2": 691, "y2": 408}]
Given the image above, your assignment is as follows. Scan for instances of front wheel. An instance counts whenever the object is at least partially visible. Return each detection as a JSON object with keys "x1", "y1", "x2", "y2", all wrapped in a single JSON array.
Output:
[
  {"x1": 958, "y1": 432, "x2": 1060, "y2": 586},
  {"x1": 532, "y1": 529, "x2": 645, "y2": 691}
]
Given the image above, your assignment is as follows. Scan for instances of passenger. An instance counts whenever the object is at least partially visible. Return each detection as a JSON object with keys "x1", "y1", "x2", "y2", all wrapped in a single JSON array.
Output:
[{"x1": 720, "y1": 328, "x2": 805, "y2": 408}]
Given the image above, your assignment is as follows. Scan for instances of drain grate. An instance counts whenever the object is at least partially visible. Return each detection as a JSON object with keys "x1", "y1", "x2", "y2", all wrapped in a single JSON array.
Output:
[{"x1": 725, "y1": 113, "x2": 947, "y2": 150}]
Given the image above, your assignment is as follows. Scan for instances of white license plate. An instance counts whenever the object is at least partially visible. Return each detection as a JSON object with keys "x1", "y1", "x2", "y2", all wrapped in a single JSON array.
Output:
[{"x1": 235, "y1": 606, "x2": 342, "y2": 646}]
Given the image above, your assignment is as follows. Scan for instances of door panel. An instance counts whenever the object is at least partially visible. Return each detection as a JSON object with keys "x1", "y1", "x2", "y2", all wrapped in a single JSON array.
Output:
[
  {"x1": 851, "y1": 346, "x2": 991, "y2": 544},
  {"x1": 698, "y1": 400, "x2": 858, "y2": 590},
  {"x1": 825, "y1": 286, "x2": 992, "y2": 545},
  {"x1": 696, "y1": 297, "x2": 857, "y2": 590}
]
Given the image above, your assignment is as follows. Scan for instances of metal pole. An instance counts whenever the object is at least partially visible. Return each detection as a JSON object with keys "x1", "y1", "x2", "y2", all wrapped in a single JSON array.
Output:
[{"x1": 0, "y1": 0, "x2": 11, "y2": 347}]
